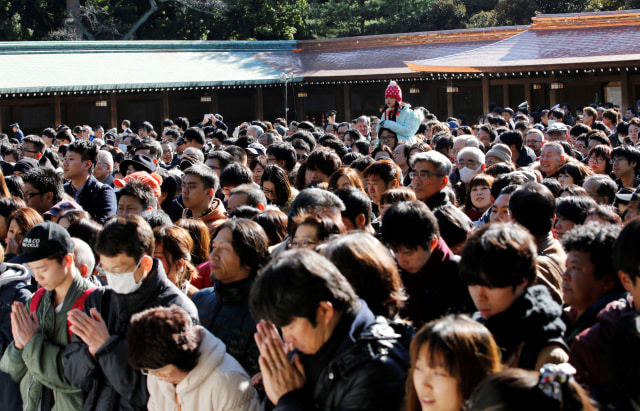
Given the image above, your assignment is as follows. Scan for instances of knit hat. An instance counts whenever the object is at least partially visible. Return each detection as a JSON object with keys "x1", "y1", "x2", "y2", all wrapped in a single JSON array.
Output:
[
  {"x1": 485, "y1": 143, "x2": 512, "y2": 164},
  {"x1": 114, "y1": 171, "x2": 163, "y2": 197},
  {"x1": 385, "y1": 81, "x2": 402, "y2": 103}
]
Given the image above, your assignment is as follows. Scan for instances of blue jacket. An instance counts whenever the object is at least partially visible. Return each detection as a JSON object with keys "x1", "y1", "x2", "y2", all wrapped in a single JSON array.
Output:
[
  {"x1": 63, "y1": 175, "x2": 116, "y2": 225},
  {"x1": 0, "y1": 263, "x2": 32, "y2": 411},
  {"x1": 377, "y1": 103, "x2": 421, "y2": 145}
]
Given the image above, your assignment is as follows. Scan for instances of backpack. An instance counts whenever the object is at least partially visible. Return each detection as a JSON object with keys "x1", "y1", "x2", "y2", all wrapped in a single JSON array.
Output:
[{"x1": 29, "y1": 287, "x2": 97, "y2": 340}]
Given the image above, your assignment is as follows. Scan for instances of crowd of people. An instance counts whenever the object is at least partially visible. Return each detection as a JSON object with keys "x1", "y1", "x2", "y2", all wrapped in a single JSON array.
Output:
[{"x1": 0, "y1": 80, "x2": 639, "y2": 411}]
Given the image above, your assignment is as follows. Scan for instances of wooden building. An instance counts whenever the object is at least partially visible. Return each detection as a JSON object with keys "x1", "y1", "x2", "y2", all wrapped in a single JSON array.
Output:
[{"x1": 2, "y1": 9, "x2": 640, "y2": 134}]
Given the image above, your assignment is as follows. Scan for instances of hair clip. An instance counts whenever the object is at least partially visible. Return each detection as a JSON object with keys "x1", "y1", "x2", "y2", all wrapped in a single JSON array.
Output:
[{"x1": 537, "y1": 363, "x2": 576, "y2": 401}]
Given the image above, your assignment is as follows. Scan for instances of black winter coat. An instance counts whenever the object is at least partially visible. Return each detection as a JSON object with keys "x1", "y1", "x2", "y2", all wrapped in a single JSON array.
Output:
[
  {"x1": 191, "y1": 277, "x2": 260, "y2": 376},
  {"x1": 63, "y1": 259, "x2": 198, "y2": 411},
  {"x1": 268, "y1": 301, "x2": 410, "y2": 411}
]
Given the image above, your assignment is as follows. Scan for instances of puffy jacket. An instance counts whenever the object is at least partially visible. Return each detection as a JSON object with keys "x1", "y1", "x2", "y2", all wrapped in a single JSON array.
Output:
[
  {"x1": 376, "y1": 103, "x2": 421, "y2": 145},
  {"x1": 147, "y1": 327, "x2": 258, "y2": 411},
  {"x1": 63, "y1": 259, "x2": 199, "y2": 411},
  {"x1": 191, "y1": 277, "x2": 260, "y2": 376},
  {"x1": 268, "y1": 301, "x2": 410, "y2": 411},
  {"x1": 182, "y1": 198, "x2": 227, "y2": 238},
  {"x1": 63, "y1": 175, "x2": 117, "y2": 225},
  {"x1": 1, "y1": 273, "x2": 93, "y2": 411},
  {"x1": 0, "y1": 263, "x2": 32, "y2": 411}
]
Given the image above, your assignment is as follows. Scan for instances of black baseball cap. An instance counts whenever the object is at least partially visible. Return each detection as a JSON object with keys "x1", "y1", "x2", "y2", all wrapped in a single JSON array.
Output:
[{"x1": 12, "y1": 222, "x2": 74, "y2": 264}]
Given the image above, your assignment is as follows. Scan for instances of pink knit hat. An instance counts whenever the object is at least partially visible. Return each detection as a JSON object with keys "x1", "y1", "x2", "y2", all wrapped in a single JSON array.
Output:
[{"x1": 385, "y1": 81, "x2": 402, "y2": 102}]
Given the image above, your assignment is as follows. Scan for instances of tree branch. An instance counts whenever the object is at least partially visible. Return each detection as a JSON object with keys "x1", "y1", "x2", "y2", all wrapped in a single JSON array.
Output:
[{"x1": 123, "y1": 0, "x2": 160, "y2": 40}]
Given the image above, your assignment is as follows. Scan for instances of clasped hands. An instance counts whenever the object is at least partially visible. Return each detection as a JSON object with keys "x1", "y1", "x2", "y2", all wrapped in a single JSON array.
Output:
[
  {"x1": 254, "y1": 320, "x2": 306, "y2": 405},
  {"x1": 67, "y1": 308, "x2": 110, "y2": 356}
]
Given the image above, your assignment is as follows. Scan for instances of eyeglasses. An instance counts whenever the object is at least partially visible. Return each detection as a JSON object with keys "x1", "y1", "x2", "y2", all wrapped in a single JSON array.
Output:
[
  {"x1": 19, "y1": 148, "x2": 39, "y2": 155},
  {"x1": 456, "y1": 160, "x2": 479, "y2": 169},
  {"x1": 141, "y1": 365, "x2": 173, "y2": 381},
  {"x1": 23, "y1": 192, "x2": 43, "y2": 200},
  {"x1": 409, "y1": 169, "x2": 444, "y2": 180},
  {"x1": 610, "y1": 157, "x2": 626, "y2": 164},
  {"x1": 288, "y1": 239, "x2": 318, "y2": 249},
  {"x1": 588, "y1": 156, "x2": 606, "y2": 164},
  {"x1": 95, "y1": 258, "x2": 141, "y2": 277},
  {"x1": 262, "y1": 187, "x2": 276, "y2": 195}
]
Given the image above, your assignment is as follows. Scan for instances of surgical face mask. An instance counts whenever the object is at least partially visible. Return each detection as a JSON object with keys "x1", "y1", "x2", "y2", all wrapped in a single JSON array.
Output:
[
  {"x1": 100, "y1": 258, "x2": 144, "y2": 294},
  {"x1": 119, "y1": 144, "x2": 129, "y2": 153},
  {"x1": 459, "y1": 166, "x2": 478, "y2": 184},
  {"x1": 547, "y1": 119, "x2": 557, "y2": 127},
  {"x1": 619, "y1": 135, "x2": 626, "y2": 144}
]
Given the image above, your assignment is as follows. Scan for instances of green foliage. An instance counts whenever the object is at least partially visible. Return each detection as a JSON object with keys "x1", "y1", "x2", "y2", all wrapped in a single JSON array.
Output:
[
  {"x1": 0, "y1": 0, "x2": 66, "y2": 40},
  {"x1": 535, "y1": 0, "x2": 588, "y2": 13},
  {"x1": 494, "y1": 0, "x2": 536, "y2": 25},
  {"x1": 467, "y1": 10, "x2": 498, "y2": 28},
  {"x1": 462, "y1": 0, "x2": 498, "y2": 15},
  {"x1": 583, "y1": 0, "x2": 624, "y2": 10}
]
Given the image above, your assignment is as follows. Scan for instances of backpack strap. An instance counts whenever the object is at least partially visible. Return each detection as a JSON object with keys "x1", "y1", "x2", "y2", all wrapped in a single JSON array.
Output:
[
  {"x1": 29, "y1": 288, "x2": 46, "y2": 314},
  {"x1": 67, "y1": 287, "x2": 97, "y2": 340}
]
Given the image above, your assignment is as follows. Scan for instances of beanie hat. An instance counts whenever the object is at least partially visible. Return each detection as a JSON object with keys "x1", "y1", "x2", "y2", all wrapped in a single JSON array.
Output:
[
  {"x1": 114, "y1": 171, "x2": 163, "y2": 197},
  {"x1": 385, "y1": 81, "x2": 402, "y2": 103},
  {"x1": 485, "y1": 143, "x2": 512, "y2": 164}
]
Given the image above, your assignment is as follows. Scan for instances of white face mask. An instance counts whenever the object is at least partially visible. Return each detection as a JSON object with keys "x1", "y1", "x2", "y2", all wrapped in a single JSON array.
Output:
[
  {"x1": 459, "y1": 166, "x2": 478, "y2": 184},
  {"x1": 619, "y1": 135, "x2": 626, "y2": 144},
  {"x1": 102, "y1": 258, "x2": 144, "y2": 295},
  {"x1": 547, "y1": 119, "x2": 557, "y2": 126},
  {"x1": 118, "y1": 144, "x2": 129, "y2": 153}
]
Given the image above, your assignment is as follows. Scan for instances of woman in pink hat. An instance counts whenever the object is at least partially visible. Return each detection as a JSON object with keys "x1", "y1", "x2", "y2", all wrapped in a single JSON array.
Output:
[{"x1": 376, "y1": 81, "x2": 422, "y2": 145}]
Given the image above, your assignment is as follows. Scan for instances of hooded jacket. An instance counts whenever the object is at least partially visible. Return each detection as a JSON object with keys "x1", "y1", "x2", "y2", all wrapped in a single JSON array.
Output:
[
  {"x1": 147, "y1": 327, "x2": 258, "y2": 411},
  {"x1": 376, "y1": 103, "x2": 421, "y2": 145},
  {"x1": 268, "y1": 301, "x2": 410, "y2": 411},
  {"x1": 0, "y1": 263, "x2": 32, "y2": 411},
  {"x1": 1, "y1": 272, "x2": 93, "y2": 411},
  {"x1": 63, "y1": 259, "x2": 198, "y2": 411},
  {"x1": 476, "y1": 285, "x2": 569, "y2": 370}
]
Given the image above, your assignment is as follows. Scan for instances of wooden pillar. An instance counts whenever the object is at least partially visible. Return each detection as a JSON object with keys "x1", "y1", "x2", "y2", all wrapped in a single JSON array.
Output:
[
  {"x1": 109, "y1": 92, "x2": 117, "y2": 129},
  {"x1": 549, "y1": 85, "x2": 559, "y2": 107},
  {"x1": 161, "y1": 91, "x2": 169, "y2": 121},
  {"x1": 524, "y1": 82, "x2": 532, "y2": 109},
  {"x1": 343, "y1": 83, "x2": 351, "y2": 122},
  {"x1": 256, "y1": 87, "x2": 264, "y2": 120},
  {"x1": 446, "y1": 80, "x2": 454, "y2": 118},
  {"x1": 482, "y1": 76, "x2": 490, "y2": 114},
  {"x1": 621, "y1": 70, "x2": 631, "y2": 112},
  {"x1": 54, "y1": 95, "x2": 62, "y2": 126},
  {"x1": 502, "y1": 84, "x2": 509, "y2": 108}
]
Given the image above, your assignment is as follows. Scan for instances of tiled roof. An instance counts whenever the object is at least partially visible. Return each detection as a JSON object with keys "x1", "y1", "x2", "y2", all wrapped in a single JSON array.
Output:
[
  {"x1": 257, "y1": 26, "x2": 525, "y2": 78},
  {"x1": 405, "y1": 10, "x2": 640, "y2": 73}
]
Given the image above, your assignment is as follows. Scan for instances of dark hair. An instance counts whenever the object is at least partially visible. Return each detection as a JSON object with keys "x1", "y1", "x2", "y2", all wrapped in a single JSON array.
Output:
[
  {"x1": 229, "y1": 183, "x2": 267, "y2": 209},
  {"x1": 127, "y1": 305, "x2": 201, "y2": 372},
  {"x1": 140, "y1": 209, "x2": 173, "y2": 230},
  {"x1": 117, "y1": 179, "x2": 157, "y2": 211},
  {"x1": 556, "y1": 195, "x2": 597, "y2": 225},
  {"x1": 499, "y1": 130, "x2": 524, "y2": 152},
  {"x1": 468, "y1": 368, "x2": 595, "y2": 411},
  {"x1": 68, "y1": 139, "x2": 98, "y2": 173},
  {"x1": 557, "y1": 161, "x2": 593, "y2": 186},
  {"x1": 613, "y1": 217, "x2": 640, "y2": 281},
  {"x1": 381, "y1": 200, "x2": 439, "y2": 251},
  {"x1": 464, "y1": 174, "x2": 495, "y2": 212},
  {"x1": 175, "y1": 219, "x2": 210, "y2": 266},
  {"x1": 266, "y1": 143, "x2": 297, "y2": 172},
  {"x1": 611, "y1": 145, "x2": 640, "y2": 173},
  {"x1": 460, "y1": 223, "x2": 537, "y2": 288},
  {"x1": 362, "y1": 159, "x2": 403, "y2": 185},
  {"x1": 334, "y1": 187, "x2": 372, "y2": 227},
  {"x1": 562, "y1": 222, "x2": 621, "y2": 280},
  {"x1": 22, "y1": 135, "x2": 46, "y2": 153},
  {"x1": 319, "y1": 136, "x2": 348, "y2": 159},
  {"x1": 0, "y1": 197, "x2": 25, "y2": 218},
  {"x1": 253, "y1": 207, "x2": 288, "y2": 246},
  {"x1": 219, "y1": 163, "x2": 252, "y2": 189},
  {"x1": 290, "y1": 215, "x2": 342, "y2": 244},
  {"x1": 182, "y1": 127, "x2": 204, "y2": 146},
  {"x1": 509, "y1": 182, "x2": 556, "y2": 237},
  {"x1": 319, "y1": 233, "x2": 406, "y2": 318},
  {"x1": 173, "y1": 117, "x2": 189, "y2": 131},
  {"x1": 57, "y1": 209, "x2": 90, "y2": 227},
  {"x1": 586, "y1": 145, "x2": 613, "y2": 174},
  {"x1": 212, "y1": 218, "x2": 269, "y2": 277},
  {"x1": 433, "y1": 205, "x2": 473, "y2": 252},
  {"x1": 306, "y1": 147, "x2": 341, "y2": 178},
  {"x1": 0, "y1": 169, "x2": 10, "y2": 199},
  {"x1": 261, "y1": 165, "x2": 292, "y2": 207},
  {"x1": 250, "y1": 249, "x2": 357, "y2": 327},
  {"x1": 7, "y1": 208, "x2": 43, "y2": 252},
  {"x1": 584, "y1": 204, "x2": 620, "y2": 224},
  {"x1": 327, "y1": 167, "x2": 365, "y2": 193},
  {"x1": 21, "y1": 168, "x2": 64, "y2": 205},
  {"x1": 349, "y1": 156, "x2": 375, "y2": 174},
  {"x1": 95, "y1": 215, "x2": 154, "y2": 261},
  {"x1": 5, "y1": 175, "x2": 24, "y2": 199},
  {"x1": 67, "y1": 219, "x2": 102, "y2": 251},
  {"x1": 379, "y1": 187, "x2": 417, "y2": 206},
  {"x1": 406, "y1": 315, "x2": 502, "y2": 411},
  {"x1": 184, "y1": 163, "x2": 219, "y2": 192}
]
